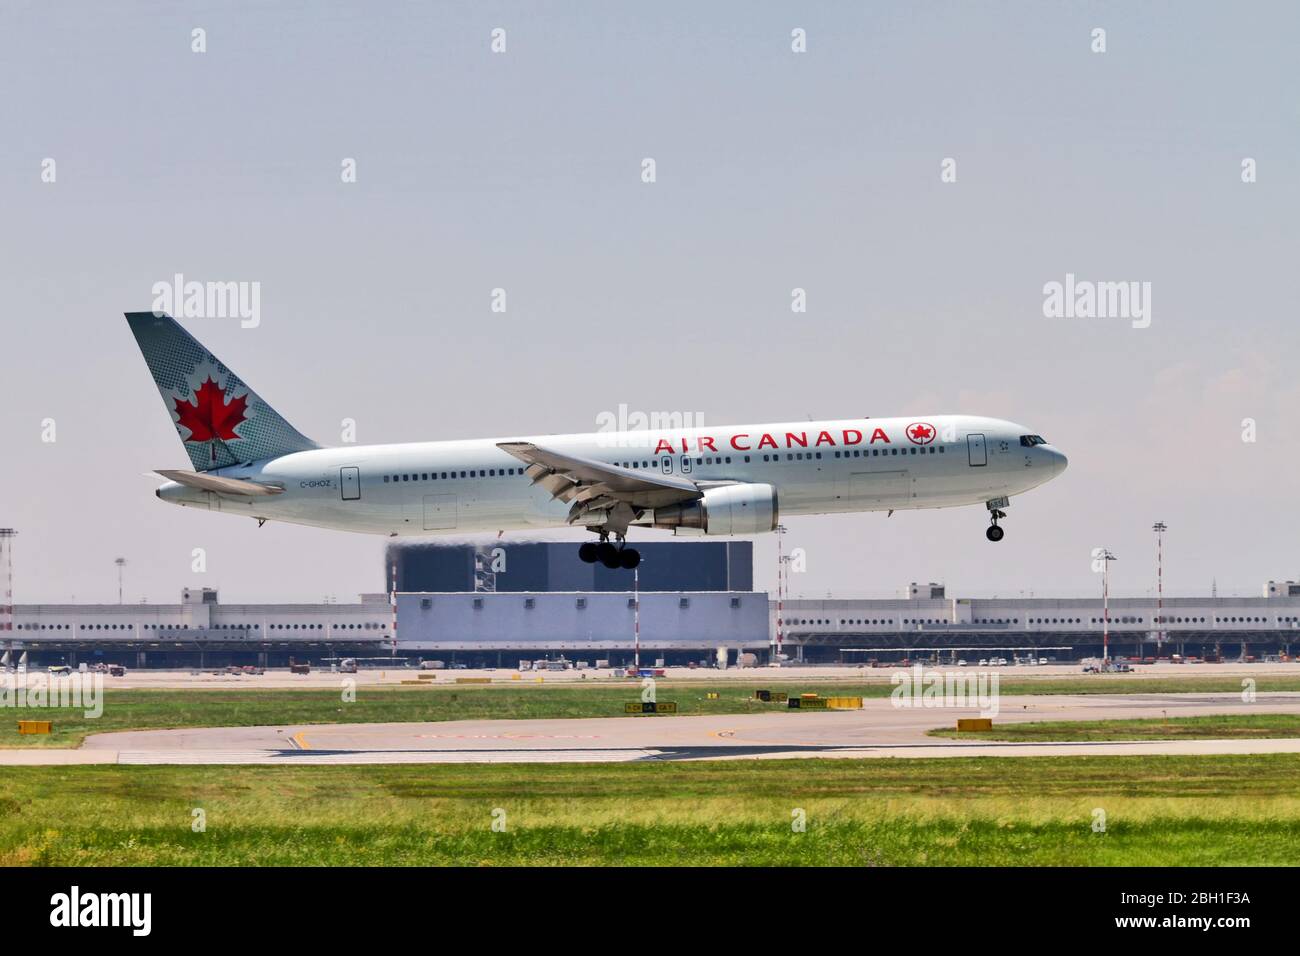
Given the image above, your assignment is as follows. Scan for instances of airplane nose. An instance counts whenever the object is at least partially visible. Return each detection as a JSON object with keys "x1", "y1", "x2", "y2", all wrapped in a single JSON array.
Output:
[{"x1": 1049, "y1": 449, "x2": 1068, "y2": 475}]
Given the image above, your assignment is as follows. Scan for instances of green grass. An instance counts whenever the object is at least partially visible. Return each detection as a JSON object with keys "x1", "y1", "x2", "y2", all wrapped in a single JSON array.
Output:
[
  {"x1": 5, "y1": 676, "x2": 1299, "y2": 748},
  {"x1": 3, "y1": 755, "x2": 1300, "y2": 865},
  {"x1": 929, "y1": 713, "x2": 1300, "y2": 742}
]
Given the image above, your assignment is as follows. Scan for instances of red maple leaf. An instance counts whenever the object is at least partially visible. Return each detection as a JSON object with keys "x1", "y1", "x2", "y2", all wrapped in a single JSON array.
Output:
[
  {"x1": 173, "y1": 376, "x2": 248, "y2": 443},
  {"x1": 909, "y1": 424, "x2": 933, "y2": 441}
]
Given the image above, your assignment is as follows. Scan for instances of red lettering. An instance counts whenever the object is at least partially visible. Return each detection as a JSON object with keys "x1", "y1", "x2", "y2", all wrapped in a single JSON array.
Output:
[
  {"x1": 730, "y1": 434, "x2": 751, "y2": 451},
  {"x1": 757, "y1": 433, "x2": 777, "y2": 449},
  {"x1": 814, "y1": 430, "x2": 835, "y2": 446},
  {"x1": 785, "y1": 431, "x2": 808, "y2": 448},
  {"x1": 654, "y1": 438, "x2": 675, "y2": 455},
  {"x1": 699, "y1": 436, "x2": 717, "y2": 452},
  {"x1": 842, "y1": 429, "x2": 862, "y2": 446},
  {"x1": 869, "y1": 428, "x2": 891, "y2": 444}
]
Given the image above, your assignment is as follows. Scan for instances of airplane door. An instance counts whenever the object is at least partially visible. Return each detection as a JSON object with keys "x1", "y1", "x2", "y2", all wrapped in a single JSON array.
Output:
[
  {"x1": 340, "y1": 466, "x2": 360, "y2": 500},
  {"x1": 967, "y1": 433, "x2": 987, "y2": 467},
  {"x1": 660, "y1": 456, "x2": 673, "y2": 475},
  {"x1": 680, "y1": 455, "x2": 692, "y2": 475},
  {"x1": 423, "y1": 494, "x2": 457, "y2": 530}
]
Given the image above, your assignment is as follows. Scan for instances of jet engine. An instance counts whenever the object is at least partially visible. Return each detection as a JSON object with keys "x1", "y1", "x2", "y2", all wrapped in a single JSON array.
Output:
[{"x1": 652, "y1": 483, "x2": 779, "y2": 535}]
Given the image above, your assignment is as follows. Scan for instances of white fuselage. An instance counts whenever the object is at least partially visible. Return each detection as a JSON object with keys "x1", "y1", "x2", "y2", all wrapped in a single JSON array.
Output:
[{"x1": 156, "y1": 415, "x2": 1067, "y2": 536}]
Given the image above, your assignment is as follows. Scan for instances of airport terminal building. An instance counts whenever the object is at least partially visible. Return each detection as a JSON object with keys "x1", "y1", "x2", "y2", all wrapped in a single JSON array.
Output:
[
  {"x1": 4, "y1": 539, "x2": 1299, "y2": 666},
  {"x1": 778, "y1": 580, "x2": 1300, "y2": 662}
]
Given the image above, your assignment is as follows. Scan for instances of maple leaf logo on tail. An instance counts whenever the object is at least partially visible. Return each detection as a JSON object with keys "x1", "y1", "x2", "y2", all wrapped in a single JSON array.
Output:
[
  {"x1": 173, "y1": 377, "x2": 250, "y2": 464},
  {"x1": 125, "y1": 312, "x2": 320, "y2": 472}
]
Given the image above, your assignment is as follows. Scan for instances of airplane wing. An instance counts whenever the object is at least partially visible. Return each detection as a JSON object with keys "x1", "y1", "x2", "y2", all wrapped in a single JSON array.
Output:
[
  {"x1": 156, "y1": 469, "x2": 285, "y2": 497},
  {"x1": 496, "y1": 441, "x2": 702, "y2": 513}
]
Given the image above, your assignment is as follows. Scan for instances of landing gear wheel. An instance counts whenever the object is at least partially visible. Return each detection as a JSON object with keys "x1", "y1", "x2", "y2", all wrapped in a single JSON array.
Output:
[
  {"x1": 619, "y1": 548, "x2": 641, "y2": 570},
  {"x1": 578, "y1": 542, "x2": 599, "y2": 563},
  {"x1": 597, "y1": 542, "x2": 621, "y2": 568},
  {"x1": 986, "y1": 525, "x2": 1005, "y2": 542}
]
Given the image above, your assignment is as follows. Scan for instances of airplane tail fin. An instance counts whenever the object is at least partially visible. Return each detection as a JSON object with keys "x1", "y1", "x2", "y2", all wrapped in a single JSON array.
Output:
[{"x1": 125, "y1": 312, "x2": 319, "y2": 472}]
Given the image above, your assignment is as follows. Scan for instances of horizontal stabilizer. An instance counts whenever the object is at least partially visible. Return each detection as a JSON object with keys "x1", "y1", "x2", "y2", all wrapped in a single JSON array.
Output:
[{"x1": 156, "y1": 469, "x2": 284, "y2": 497}]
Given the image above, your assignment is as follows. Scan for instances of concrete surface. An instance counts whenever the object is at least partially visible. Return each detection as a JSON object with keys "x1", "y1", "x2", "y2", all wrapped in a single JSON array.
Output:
[{"x1": 3, "y1": 691, "x2": 1297, "y2": 765}]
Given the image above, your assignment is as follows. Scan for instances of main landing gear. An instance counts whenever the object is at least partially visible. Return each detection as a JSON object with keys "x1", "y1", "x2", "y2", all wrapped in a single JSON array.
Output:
[
  {"x1": 985, "y1": 497, "x2": 1009, "y2": 542},
  {"x1": 579, "y1": 535, "x2": 641, "y2": 569}
]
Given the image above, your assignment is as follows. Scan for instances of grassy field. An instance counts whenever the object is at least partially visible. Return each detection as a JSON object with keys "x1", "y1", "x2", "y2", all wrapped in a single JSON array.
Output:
[
  {"x1": 929, "y1": 713, "x2": 1300, "y2": 742},
  {"x1": 5, "y1": 676, "x2": 1300, "y2": 748},
  {"x1": 3, "y1": 754, "x2": 1299, "y2": 865}
]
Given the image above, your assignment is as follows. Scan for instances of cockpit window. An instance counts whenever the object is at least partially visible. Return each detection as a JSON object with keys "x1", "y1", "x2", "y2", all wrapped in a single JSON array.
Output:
[{"x1": 1019, "y1": 435, "x2": 1047, "y2": 447}]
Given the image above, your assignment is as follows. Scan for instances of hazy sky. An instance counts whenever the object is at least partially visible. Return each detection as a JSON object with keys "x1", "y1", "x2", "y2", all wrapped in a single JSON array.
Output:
[{"x1": 2, "y1": 2, "x2": 1297, "y2": 604}]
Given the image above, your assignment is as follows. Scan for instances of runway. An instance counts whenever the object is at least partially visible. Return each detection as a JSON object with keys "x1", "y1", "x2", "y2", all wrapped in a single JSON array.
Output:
[{"x1": 6, "y1": 692, "x2": 1300, "y2": 765}]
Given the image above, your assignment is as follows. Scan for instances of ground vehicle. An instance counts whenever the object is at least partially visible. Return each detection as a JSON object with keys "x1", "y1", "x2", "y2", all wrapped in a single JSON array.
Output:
[
  {"x1": 108, "y1": 665, "x2": 126, "y2": 677},
  {"x1": 48, "y1": 665, "x2": 71, "y2": 675},
  {"x1": 419, "y1": 660, "x2": 446, "y2": 670},
  {"x1": 957, "y1": 659, "x2": 968, "y2": 666},
  {"x1": 338, "y1": 658, "x2": 357, "y2": 674}
]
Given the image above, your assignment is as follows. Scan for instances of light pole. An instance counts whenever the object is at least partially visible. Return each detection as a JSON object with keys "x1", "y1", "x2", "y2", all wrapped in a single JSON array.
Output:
[
  {"x1": 114, "y1": 557, "x2": 126, "y2": 604},
  {"x1": 774, "y1": 524, "x2": 787, "y2": 664},
  {"x1": 633, "y1": 563, "x2": 640, "y2": 671},
  {"x1": 1099, "y1": 550, "x2": 1117, "y2": 663},
  {"x1": 1152, "y1": 522, "x2": 1167, "y2": 654}
]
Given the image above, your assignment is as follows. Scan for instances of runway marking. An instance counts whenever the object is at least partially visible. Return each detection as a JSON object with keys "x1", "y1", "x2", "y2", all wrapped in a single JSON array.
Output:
[
  {"x1": 412, "y1": 733, "x2": 605, "y2": 741},
  {"x1": 291, "y1": 731, "x2": 312, "y2": 751}
]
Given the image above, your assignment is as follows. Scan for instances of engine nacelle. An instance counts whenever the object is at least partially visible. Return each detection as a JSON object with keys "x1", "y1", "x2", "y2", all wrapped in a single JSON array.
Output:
[{"x1": 652, "y1": 484, "x2": 779, "y2": 535}]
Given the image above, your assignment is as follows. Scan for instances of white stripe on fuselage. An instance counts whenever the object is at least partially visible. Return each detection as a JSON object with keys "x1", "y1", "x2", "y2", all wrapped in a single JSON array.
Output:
[{"x1": 157, "y1": 415, "x2": 1066, "y2": 536}]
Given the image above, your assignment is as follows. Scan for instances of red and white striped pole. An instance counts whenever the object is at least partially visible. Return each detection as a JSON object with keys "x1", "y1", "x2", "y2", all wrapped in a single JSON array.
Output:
[
  {"x1": 390, "y1": 559, "x2": 398, "y2": 657},
  {"x1": 0, "y1": 530, "x2": 15, "y2": 635}
]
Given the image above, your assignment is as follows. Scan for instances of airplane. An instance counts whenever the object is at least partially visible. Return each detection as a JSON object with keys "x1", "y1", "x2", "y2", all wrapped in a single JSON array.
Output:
[{"x1": 126, "y1": 312, "x2": 1068, "y2": 569}]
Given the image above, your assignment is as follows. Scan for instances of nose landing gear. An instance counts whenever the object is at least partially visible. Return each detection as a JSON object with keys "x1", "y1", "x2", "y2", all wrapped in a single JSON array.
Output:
[
  {"x1": 985, "y1": 497, "x2": 1009, "y2": 542},
  {"x1": 578, "y1": 534, "x2": 640, "y2": 569}
]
